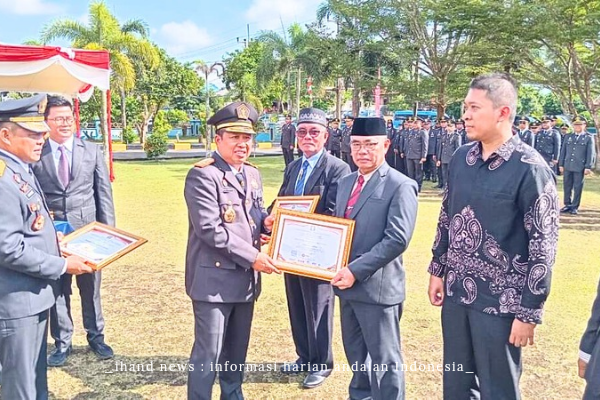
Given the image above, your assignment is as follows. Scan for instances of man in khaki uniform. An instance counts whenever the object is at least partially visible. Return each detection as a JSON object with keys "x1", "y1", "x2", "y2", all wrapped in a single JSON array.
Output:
[{"x1": 184, "y1": 101, "x2": 280, "y2": 400}]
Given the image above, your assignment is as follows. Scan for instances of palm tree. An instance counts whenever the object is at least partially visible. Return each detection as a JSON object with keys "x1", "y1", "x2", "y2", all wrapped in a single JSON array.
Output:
[
  {"x1": 40, "y1": 0, "x2": 159, "y2": 158},
  {"x1": 256, "y1": 23, "x2": 315, "y2": 116}
]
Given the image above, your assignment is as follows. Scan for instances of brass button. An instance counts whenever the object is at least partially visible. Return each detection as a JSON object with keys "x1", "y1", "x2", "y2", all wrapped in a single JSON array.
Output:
[{"x1": 215, "y1": 261, "x2": 221, "y2": 267}]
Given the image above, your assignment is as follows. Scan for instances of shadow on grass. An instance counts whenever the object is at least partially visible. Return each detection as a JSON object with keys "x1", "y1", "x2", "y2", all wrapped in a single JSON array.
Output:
[
  {"x1": 48, "y1": 348, "x2": 306, "y2": 398},
  {"x1": 49, "y1": 347, "x2": 187, "y2": 399}
]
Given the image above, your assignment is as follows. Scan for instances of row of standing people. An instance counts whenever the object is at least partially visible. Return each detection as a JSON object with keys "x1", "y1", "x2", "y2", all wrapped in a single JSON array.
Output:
[{"x1": 183, "y1": 74, "x2": 598, "y2": 400}]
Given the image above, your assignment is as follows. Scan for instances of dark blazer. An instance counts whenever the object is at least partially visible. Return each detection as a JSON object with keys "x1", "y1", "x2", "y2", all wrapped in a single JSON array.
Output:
[
  {"x1": 184, "y1": 153, "x2": 268, "y2": 303},
  {"x1": 32, "y1": 138, "x2": 115, "y2": 230},
  {"x1": 333, "y1": 163, "x2": 418, "y2": 305},
  {"x1": 281, "y1": 123, "x2": 296, "y2": 148},
  {"x1": 581, "y1": 277, "x2": 600, "y2": 392},
  {"x1": 0, "y1": 153, "x2": 64, "y2": 319},
  {"x1": 271, "y1": 152, "x2": 350, "y2": 215}
]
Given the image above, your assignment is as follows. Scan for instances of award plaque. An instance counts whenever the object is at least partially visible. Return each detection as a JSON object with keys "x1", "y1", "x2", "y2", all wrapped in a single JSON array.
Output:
[
  {"x1": 272, "y1": 195, "x2": 319, "y2": 213},
  {"x1": 268, "y1": 209, "x2": 355, "y2": 281},
  {"x1": 60, "y1": 222, "x2": 148, "y2": 270}
]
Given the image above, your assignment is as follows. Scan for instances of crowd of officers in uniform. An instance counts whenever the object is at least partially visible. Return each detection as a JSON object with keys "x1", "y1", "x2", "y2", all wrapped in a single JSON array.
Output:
[{"x1": 299, "y1": 113, "x2": 594, "y2": 215}]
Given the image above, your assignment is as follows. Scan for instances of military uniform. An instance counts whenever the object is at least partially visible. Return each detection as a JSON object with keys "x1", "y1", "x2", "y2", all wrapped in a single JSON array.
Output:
[
  {"x1": 327, "y1": 119, "x2": 342, "y2": 158},
  {"x1": 436, "y1": 123, "x2": 462, "y2": 189},
  {"x1": 558, "y1": 117, "x2": 596, "y2": 215},
  {"x1": 0, "y1": 95, "x2": 67, "y2": 400},
  {"x1": 404, "y1": 123, "x2": 428, "y2": 191},
  {"x1": 385, "y1": 124, "x2": 397, "y2": 169},
  {"x1": 185, "y1": 102, "x2": 269, "y2": 400},
  {"x1": 534, "y1": 117, "x2": 561, "y2": 171},
  {"x1": 424, "y1": 123, "x2": 438, "y2": 182},
  {"x1": 395, "y1": 126, "x2": 408, "y2": 175},
  {"x1": 341, "y1": 117, "x2": 357, "y2": 171},
  {"x1": 281, "y1": 118, "x2": 296, "y2": 166}
]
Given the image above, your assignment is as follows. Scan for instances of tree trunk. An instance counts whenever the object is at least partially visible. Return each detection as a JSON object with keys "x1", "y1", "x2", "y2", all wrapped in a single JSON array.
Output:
[
  {"x1": 101, "y1": 92, "x2": 110, "y2": 166},
  {"x1": 352, "y1": 74, "x2": 360, "y2": 117},
  {"x1": 295, "y1": 67, "x2": 302, "y2": 118},
  {"x1": 120, "y1": 88, "x2": 127, "y2": 140},
  {"x1": 335, "y1": 77, "x2": 343, "y2": 119}
]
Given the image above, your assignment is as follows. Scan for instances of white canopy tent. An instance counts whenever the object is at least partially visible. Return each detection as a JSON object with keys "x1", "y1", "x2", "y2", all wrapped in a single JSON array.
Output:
[{"x1": 0, "y1": 44, "x2": 114, "y2": 179}]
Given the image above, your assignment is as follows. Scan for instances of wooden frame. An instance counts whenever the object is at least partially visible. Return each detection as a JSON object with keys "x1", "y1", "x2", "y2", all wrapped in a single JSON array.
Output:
[
  {"x1": 268, "y1": 209, "x2": 355, "y2": 281},
  {"x1": 60, "y1": 222, "x2": 147, "y2": 270},
  {"x1": 272, "y1": 195, "x2": 320, "y2": 213}
]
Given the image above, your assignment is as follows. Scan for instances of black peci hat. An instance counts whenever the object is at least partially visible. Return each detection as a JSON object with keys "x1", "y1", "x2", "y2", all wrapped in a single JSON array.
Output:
[{"x1": 351, "y1": 117, "x2": 387, "y2": 136}]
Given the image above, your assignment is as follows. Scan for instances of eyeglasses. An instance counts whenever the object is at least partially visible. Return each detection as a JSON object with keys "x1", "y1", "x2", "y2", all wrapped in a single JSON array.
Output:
[
  {"x1": 350, "y1": 141, "x2": 380, "y2": 151},
  {"x1": 47, "y1": 117, "x2": 74, "y2": 124},
  {"x1": 296, "y1": 129, "x2": 323, "y2": 138}
]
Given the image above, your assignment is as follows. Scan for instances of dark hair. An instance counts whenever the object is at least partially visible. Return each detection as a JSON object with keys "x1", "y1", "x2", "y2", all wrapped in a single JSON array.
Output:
[
  {"x1": 469, "y1": 73, "x2": 518, "y2": 121},
  {"x1": 45, "y1": 95, "x2": 73, "y2": 118}
]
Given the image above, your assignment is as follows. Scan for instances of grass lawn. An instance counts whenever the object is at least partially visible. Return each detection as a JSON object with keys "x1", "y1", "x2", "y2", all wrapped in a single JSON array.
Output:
[{"x1": 47, "y1": 156, "x2": 599, "y2": 399}]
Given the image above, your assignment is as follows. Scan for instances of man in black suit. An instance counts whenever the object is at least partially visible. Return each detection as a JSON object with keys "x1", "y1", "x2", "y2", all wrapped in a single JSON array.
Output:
[
  {"x1": 33, "y1": 96, "x2": 116, "y2": 366},
  {"x1": 273, "y1": 107, "x2": 350, "y2": 389}
]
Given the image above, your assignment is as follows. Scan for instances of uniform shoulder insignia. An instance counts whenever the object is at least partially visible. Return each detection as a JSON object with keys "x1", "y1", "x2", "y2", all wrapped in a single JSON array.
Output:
[
  {"x1": 244, "y1": 161, "x2": 258, "y2": 169},
  {"x1": 194, "y1": 158, "x2": 215, "y2": 168},
  {"x1": 0, "y1": 159, "x2": 5, "y2": 177}
]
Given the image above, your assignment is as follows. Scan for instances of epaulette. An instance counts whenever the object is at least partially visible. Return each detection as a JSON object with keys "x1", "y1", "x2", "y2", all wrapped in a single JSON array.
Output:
[
  {"x1": 244, "y1": 160, "x2": 258, "y2": 169},
  {"x1": 0, "y1": 159, "x2": 4, "y2": 177},
  {"x1": 194, "y1": 158, "x2": 215, "y2": 168}
]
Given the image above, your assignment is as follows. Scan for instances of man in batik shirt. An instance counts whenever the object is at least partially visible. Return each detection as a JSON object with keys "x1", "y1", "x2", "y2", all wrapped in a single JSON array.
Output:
[{"x1": 427, "y1": 73, "x2": 559, "y2": 400}]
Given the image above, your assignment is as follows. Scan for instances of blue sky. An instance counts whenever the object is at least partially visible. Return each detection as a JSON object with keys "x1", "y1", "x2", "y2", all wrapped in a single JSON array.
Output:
[{"x1": 0, "y1": 0, "x2": 323, "y2": 64}]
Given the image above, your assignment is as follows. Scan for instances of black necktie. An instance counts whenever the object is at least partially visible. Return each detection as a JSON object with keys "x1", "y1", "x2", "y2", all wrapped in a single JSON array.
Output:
[{"x1": 235, "y1": 172, "x2": 246, "y2": 191}]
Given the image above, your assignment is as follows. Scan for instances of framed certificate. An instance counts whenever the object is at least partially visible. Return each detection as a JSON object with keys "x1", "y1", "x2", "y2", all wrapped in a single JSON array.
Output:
[
  {"x1": 268, "y1": 209, "x2": 355, "y2": 281},
  {"x1": 272, "y1": 195, "x2": 319, "y2": 213},
  {"x1": 60, "y1": 222, "x2": 148, "y2": 270}
]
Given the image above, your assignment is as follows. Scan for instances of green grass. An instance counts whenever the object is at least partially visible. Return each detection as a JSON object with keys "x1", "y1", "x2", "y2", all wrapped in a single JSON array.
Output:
[{"x1": 47, "y1": 157, "x2": 598, "y2": 399}]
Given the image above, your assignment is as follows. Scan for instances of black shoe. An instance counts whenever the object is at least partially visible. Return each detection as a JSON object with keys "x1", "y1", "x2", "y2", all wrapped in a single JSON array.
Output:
[
  {"x1": 48, "y1": 345, "x2": 72, "y2": 367},
  {"x1": 89, "y1": 341, "x2": 114, "y2": 360},
  {"x1": 302, "y1": 371, "x2": 331, "y2": 389},
  {"x1": 570, "y1": 209, "x2": 578, "y2": 215},
  {"x1": 280, "y1": 361, "x2": 305, "y2": 374},
  {"x1": 560, "y1": 206, "x2": 572, "y2": 213}
]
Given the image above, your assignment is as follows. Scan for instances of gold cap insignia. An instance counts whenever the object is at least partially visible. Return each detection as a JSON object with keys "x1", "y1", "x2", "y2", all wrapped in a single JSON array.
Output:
[
  {"x1": 37, "y1": 96, "x2": 48, "y2": 115},
  {"x1": 236, "y1": 104, "x2": 250, "y2": 120}
]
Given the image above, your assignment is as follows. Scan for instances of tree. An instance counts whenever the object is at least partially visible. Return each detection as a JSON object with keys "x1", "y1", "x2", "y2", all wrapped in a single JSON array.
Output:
[
  {"x1": 40, "y1": 0, "x2": 159, "y2": 160},
  {"x1": 133, "y1": 48, "x2": 202, "y2": 144},
  {"x1": 257, "y1": 23, "x2": 320, "y2": 116},
  {"x1": 222, "y1": 42, "x2": 265, "y2": 112}
]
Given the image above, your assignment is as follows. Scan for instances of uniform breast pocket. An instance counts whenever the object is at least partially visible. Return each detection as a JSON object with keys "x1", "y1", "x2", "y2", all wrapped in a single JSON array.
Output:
[{"x1": 220, "y1": 201, "x2": 242, "y2": 223}]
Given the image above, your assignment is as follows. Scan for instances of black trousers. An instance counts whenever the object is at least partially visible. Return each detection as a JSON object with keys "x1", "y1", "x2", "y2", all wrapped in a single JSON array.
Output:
[
  {"x1": 50, "y1": 271, "x2": 104, "y2": 350},
  {"x1": 424, "y1": 155, "x2": 436, "y2": 180},
  {"x1": 441, "y1": 163, "x2": 450, "y2": 189},
  {"x1": 406, "y1": 159, "x2": 423, "y2": 191},
  {"x1": 282, "y1": 148, "x2": 294, "y2": 166},
  {"x1": 340, "y1": 299, "x2": 404, "y2": 400},
  {"x1": 188, "y1": 301, "x2": 254, "y2": 400},
  {"x1": 342, "y1": 152, "x2": 358, "y2": 172},
  {"x1": 442, "y1": 300, "x2": 522, "y2": 400},
  {"x1": 396, "y1": 155, "x2": 407, "y2": 175},
  {"x1": 330, "y1": 149, "x2": 340, "y2": 158},
  {"x1": 284, "y1": 273, "x2": 334, "y2": 370},
  {"x1": 0, "y1": 311, "x2": 49, "y2": 400},
  {"x1": 563, "y1": 169, "x2": 585, "y2": 210}
]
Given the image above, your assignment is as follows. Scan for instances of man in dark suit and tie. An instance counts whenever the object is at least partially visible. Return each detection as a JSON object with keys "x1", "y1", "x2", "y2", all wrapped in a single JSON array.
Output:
[
  {"x1": 0, "y1": 95, "x2": 91, "y2": 399},
  {"x1": 184, "y1": 102, "x2": 280, "y2": 400},
  {"x1": 331, "y1": 117, "x2": 419, "y2": 400},
  {"x1": 32, "y1": 95, "x2": 116, "y2": 366},
  {"x1": 273, "y1": 107, "x2": 350, "y2": 389},
  {"x1": 579, "y1": 275, "x2": 600, "y2": 399}
]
